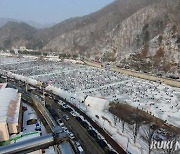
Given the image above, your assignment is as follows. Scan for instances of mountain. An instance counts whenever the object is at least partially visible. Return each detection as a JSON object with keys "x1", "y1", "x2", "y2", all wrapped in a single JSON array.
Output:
[
  {"x1": 0, "y1": 22, "x2": 37, "y2": 49},
  {"x1": 0, "y1": 18, "x2": 20, "y2": 27},
  {"x1": 25, "y1": 21, "x2": 56, "y2": 29},
  {"x1": 0, "y1": 18, "x2": 56, "y2": 29},
  {"x1": 0, "y1": 0, "x2": 179, "y2": 75},
  {"x1": 43, "y1": 0, "x2": 156, "y2": 53}
]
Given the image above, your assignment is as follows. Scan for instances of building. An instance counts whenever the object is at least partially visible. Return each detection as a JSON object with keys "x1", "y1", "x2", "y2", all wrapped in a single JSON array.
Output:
[
  {"x1": 19, "y1": 46, "x2": 26, "y2": 51},
  {"x1": 12, "y1": 46, "x2": 34, "y2": 53},
  {"x1": 0, "y1": 83, "x2": 22, "y2": 142}
]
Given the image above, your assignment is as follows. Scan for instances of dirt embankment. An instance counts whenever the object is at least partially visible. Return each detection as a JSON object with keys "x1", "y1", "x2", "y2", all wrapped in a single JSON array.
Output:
[
  {"x1": 84, "y1": 60, "x2": 180, "y2": 88},
  {"x1": 111, "y1": 67, "x2": 180, "y2": 88},
  {"x1": 109, "y1": 103, "x2": 180, "y2": 134}
]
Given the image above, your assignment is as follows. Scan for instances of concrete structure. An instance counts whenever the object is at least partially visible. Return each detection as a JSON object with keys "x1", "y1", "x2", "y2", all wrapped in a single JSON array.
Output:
[
  {"x1": 0, "y1": 83, "x2": 22, "y2": 142},
  {"x1": 15, "y1": 132, "x2": 42, "y2": 154},
  {"x1": 58, "y1": 142, "x2": 75, "y2": 154},
  {"x1": 0, "y1": 133, "x2": 53, "y2": 154}
]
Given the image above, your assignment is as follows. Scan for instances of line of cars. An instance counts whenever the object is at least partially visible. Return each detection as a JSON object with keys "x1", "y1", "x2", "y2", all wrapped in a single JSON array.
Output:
[
  {"x1": 56, "y1": 119, "x2": 75, "y2": 140},
  {"x1": 46, "y1": 102, "x2": 84, "y2": 154},
  {"x1": 57, "y1": 115, "x2": 84, "y2": 153},
  {"x1": 58, "y1": 100, "x2": 117, "y2": 154},
  {"x1": 75, "y1": 115, "x2": 109, "y2": 150},
  {"x1": 46, "y1": 93, "x2": 117, "y2": 154},
  {"x1": 60, "y1": 102, "x2": 77, "y2": 118}
]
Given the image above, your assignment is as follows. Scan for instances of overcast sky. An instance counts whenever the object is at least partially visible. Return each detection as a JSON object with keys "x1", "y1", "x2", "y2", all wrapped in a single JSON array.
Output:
[{"x1": 0, "y1": 0, "x2": 114, "y2": 24}]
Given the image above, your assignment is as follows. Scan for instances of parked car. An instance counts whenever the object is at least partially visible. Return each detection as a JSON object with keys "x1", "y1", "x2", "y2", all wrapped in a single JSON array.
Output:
[
  {"x1": 76, "y1": 116, "x2": 82, "y2": 122},
  {"x1": 97, "y1": 139, "x2": 107, "y2": 148},
  {"x1": 67, "y1": 132, "x2": 75, "y2": 140},
  {"x1": 62, "y1": 104, "x2": 68, "y2": 108},
  {"x1": 70, "y1": 111, "x2": 76, "y2": 117},
  {"x1": 106, "y1": 149, "x2": 117, "y2": 154},
  {"x1": 62, "y1": 126, "x2": 68, "y2": 132},
  {"x1": 66, "y1": 107, "x2": 73, "y2": 112},
  {"x1": 54, "y1": 98, "x2": 59, "y2": 103},
  {"x1": 77, "y1": 146, "x2": 84, "y2": 154},
  {"x1": 80, "y1": 121, "x2": 89, "y2": 129},
  {"x1": 88, "y1": 129, "x2": 97, "y2": 138},
  {"x1": 57, "y1": 119, "x2": 64, "y2": 126},
  {"x1": 63, "y1": 114, "x2": 69, "y2": 121},
  {"x1": 35, "y1": 123, "x2": 41, "y2": 131},
  {"x1": 75, "y1": 141, "x2": 81, "y2": 147},
  {"x1": 61, "y1": 104, "x2": 68, "y2": 111},
  {"x1": 58, "y1": 101, "x2": 63, "y2": 105}
]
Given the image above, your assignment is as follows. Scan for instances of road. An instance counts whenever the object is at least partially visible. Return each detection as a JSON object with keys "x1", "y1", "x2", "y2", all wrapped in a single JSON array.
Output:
[
  {"x1": 46, "y1": 97, "x2": 106, "y2": 154},
  {"x1": 46, "y1": 93, "x2": 126, "y2": 154}
]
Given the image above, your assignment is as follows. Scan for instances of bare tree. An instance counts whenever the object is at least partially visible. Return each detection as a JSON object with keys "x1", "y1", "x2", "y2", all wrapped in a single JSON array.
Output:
[
  {"x1": 133, "y1": 122, "x2": 141, "y2": 143},
  {"x1": 141, "y1": 123, "x2": 158, "y2": 154},
  {"x1": 122, "y1": 120, "x2": 125, "y2": 133},
  {"x1": 112, "y1": 114, "x2": 118, "y2": 126}
]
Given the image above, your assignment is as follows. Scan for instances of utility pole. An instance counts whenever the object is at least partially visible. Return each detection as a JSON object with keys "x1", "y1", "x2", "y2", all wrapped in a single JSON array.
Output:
[
  {"x1": 103, "y1": 119, "x2": 105, "y2": 130},
  {"x1": 126, "y1": 138, "x2": 130, "y2": 153},
  {"x1": 42, "y1": 87, "x2": 46, "y2": 107},
  {"x1": 25, "y1": 82, "x2": 28, "y2": 92}
]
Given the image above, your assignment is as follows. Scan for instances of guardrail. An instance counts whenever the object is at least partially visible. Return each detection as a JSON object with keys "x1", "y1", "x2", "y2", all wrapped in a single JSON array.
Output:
[
  {"x1": 25, "y1": 93, "x2": 62, "y2": 154},
  {"x1": 0, "y1": 134, "x2": 54, "y2": 154},
  {"x1": 22, "y1": 92, "x2": 57, "y2": 131}
]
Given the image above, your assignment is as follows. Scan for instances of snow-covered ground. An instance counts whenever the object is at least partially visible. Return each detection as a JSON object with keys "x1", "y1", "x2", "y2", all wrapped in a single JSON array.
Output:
[
  {"x1": 66, "y1": 100, "x2": 179, "y2": 154},
  {"x1": 22, "y1": 103, "x2": 41, "y2": 133},
  {"x1": 1, "y1": 56, "x2": 179, "y2": 128},
  {"x1": 1, "y1": 55, "x2": 180, "y2": 154}
]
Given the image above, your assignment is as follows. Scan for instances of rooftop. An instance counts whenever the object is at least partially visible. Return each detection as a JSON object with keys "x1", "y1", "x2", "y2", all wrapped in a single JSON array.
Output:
[
  {"x1": 0, "y1": 83, "x2": 7, "y2": 90},
  {"x1": 0, "y1": 85, "x2": 21, "y2": 123}
]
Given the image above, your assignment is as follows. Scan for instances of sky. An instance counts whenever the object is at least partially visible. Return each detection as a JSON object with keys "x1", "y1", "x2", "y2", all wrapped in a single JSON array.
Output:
[{"x1": 0, "y1": 0, "x2": 114, "y2": 24}]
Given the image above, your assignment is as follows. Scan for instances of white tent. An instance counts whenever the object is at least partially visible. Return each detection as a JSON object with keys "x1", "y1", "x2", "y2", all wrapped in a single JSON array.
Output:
[
  {"x1": 7, "y1": 72, "x2": 38, "y2": 86},
  {"x1": 84, "y1": 96, "x2": 109, "y2": 110},
  {"x1": 46, "y1": 85, "x2": 85, "y2": 103}
]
